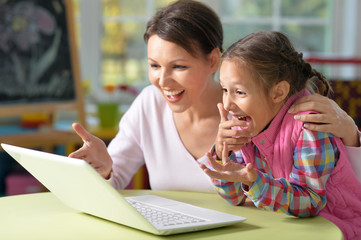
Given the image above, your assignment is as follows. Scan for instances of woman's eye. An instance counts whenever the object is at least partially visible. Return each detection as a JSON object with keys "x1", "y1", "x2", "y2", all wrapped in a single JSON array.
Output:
[
  {"x1": 150, "y1": 64, "x2": 160, "y2": 68},
  {"x1": 174, "y1": 65, "x2": 187, "y2": 69}
]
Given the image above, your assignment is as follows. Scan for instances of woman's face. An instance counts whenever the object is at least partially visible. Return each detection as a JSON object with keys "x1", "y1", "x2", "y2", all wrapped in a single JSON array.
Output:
[{"x1": 147, "y1": 35, "x2": 218, "y2": 113}]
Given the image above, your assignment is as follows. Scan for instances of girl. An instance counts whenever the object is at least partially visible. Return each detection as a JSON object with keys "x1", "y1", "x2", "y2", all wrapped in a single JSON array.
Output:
[{"x1": 200, "y1": 31, "x2": 361, "y2": 239}]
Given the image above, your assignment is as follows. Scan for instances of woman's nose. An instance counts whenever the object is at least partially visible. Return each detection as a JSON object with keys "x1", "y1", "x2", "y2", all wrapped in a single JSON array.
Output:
[{"x1": 159, "y1": 68, "x2": 170, "y2": 86}]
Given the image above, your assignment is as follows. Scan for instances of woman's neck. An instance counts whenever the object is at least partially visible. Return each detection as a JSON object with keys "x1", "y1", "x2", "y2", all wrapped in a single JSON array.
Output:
[{"x1": 175, "y1": 80, "x2": 222, "y2": 123}]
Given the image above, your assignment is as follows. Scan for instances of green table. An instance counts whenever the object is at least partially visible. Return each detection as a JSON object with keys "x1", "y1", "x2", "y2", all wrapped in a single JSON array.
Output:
[{"x1": 0, "y1": 190, "x2": 343, "y2": 240}]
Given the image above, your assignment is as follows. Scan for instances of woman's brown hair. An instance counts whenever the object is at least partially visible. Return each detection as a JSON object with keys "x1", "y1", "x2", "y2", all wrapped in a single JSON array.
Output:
[{"x1": 144, "y1": 0, "x2": 223, "y2": 57}]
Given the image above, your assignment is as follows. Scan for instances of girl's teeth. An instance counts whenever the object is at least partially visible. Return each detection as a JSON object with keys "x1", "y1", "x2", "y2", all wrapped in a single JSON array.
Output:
[{"x1": 237, "y1": 116, "x2": 251, "y2": 122}]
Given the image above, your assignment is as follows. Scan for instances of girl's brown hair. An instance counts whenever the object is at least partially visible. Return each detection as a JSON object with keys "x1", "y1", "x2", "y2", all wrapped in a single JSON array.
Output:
[
  {"x1": 144, "y1": 0, "x2": 223, "y2": 57},
  {"x1": 222, "y1": 31, "x2": 331, "y2": 98}
]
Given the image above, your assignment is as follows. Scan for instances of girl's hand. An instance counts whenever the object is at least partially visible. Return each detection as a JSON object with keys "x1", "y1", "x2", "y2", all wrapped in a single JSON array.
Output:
[
  {"x1": 289, "y1": 94, "x2": 360, "y2": 147},
  {"x1": 201, "y1": 142, "x2": 257, "y2": 187},
  {"x1": 69, "y1": 123, "x2": 113, "y2": 179},
  {"x1": 215, "y1": 103, "x2": 253, "y2": 158}
]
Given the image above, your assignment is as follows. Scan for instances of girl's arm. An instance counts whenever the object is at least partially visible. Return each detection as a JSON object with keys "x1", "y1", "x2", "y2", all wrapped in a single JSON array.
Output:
[
  {"x1": 201, "y1": 130, "x2": 338, "y2": 217},
  {"x1": 201, "y1": 146, "x2": 248, "y2": 206},
  {"x1": 245, "y1": 129, "x2": 337, "y2": 217}
]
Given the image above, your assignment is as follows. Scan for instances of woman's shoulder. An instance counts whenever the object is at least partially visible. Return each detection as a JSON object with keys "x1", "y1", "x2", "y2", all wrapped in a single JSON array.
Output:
[
  {"x1": 125, "y1": 84, "x2": 168, "y2": 118},
  {"x1": 136, "y1": 85, "x2": 165, "y2": 105},
  {"x1": 138, "y1": 84, "x2": 161, "y2": 96}
]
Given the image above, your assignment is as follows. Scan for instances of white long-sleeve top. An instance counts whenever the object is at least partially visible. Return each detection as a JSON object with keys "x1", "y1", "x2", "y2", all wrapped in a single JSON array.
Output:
[
  {"x1": 346, "y1": 130, "x2": 361, "y2": 182},
  {"x1": 107, "y1": 85, "x2": 216, "y2": 192}
]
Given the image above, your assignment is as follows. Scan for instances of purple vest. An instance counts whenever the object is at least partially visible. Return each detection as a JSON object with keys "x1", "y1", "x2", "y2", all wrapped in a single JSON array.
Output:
[{"x1": 241, "y1": 89, "x2": 361, "y2": 240}]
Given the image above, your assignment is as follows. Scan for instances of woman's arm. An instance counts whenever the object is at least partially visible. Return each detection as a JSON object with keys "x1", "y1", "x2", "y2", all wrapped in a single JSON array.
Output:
[
  {"x1": 288, "y1": 94, "x2": 360, "y2": 147},
  {"x1": 346, "y1": 130, "x2": 361, "y2": 182}
]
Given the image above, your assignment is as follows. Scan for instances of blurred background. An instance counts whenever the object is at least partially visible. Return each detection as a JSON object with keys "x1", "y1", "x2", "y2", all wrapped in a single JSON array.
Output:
[
  {"x1": 0, "y1": 0, "x2": 360, "y2": 197},
  {"x1": 73, "y1": 0, "x2": 361, "y2": 92}
]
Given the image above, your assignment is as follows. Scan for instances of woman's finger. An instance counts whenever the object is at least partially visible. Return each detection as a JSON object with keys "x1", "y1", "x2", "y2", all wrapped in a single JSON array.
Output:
[
  {"x1": 289, "y1": 94, "x2": 331, "y2": 114},
  {"x1": 302, "y1": 123, "x2": 332, "y2": 133},
  {"x1": 294, "y1": 113, "x2": 332, "y2": 124},
  {"x1": 68, "y1": 146, "x2": 88, "y2": 159},
  {"x1": 72, "y1": 122, "x2": 93, "y2": 143}
]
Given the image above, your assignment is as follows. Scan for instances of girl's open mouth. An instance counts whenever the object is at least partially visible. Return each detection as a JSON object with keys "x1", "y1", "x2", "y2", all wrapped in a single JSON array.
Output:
[{"x1": 234, "y1": 115, "x2": 251, "y2": 122}]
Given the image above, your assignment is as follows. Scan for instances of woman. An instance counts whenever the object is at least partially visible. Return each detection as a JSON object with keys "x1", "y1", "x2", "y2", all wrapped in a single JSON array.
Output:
[
  {"x1": 70, "y1": 0, "x2": 228, "y2": 192},
  {"x1": 69, "y1": 0, "x2": 360, "y2": 191}
]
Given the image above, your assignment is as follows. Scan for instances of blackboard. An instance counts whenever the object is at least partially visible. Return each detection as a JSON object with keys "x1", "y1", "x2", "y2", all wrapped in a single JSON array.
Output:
[{"x1": 0, "y1": 0, "x2": 83, "y2": 118}]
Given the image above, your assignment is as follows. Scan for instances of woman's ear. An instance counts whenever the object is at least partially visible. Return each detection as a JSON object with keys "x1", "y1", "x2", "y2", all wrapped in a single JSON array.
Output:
[
  {"x1": 209, "y1": 48, "x2": 221, "y2": 73},
  {"x1": 270, "y1": 80, "x2": 290, "y2": 103}
]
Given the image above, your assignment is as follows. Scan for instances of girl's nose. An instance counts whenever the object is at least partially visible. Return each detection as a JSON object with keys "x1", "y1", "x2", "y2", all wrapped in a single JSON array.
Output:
[{"x1": 223, "y1": 94, "x2": 234, "y2": 112}]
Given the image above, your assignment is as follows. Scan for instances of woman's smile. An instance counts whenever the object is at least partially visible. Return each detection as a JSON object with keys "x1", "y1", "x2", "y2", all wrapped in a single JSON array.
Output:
[{"x1": 163, "y1": 89, "x2": 185, "y2": 103}]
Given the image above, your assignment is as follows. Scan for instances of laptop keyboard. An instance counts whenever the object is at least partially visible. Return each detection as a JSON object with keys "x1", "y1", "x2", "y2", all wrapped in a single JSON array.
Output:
[{"x1": 127, "y1": 199, "x2": 207, "y2": 227}]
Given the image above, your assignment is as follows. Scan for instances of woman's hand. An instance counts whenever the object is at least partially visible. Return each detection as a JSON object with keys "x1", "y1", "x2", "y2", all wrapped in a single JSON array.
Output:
[
  {"x1": 215, "y1": 103, "x2": 253, "y2": 158},
  {"x1": 289, "y1": 94, "x2": 360, "y2": 147},
  {"x1": 69, "y1": 123, "x2": 113, "y2": 179},
  {"x1": 201, "y1": 142, "x2": 257, "y2": 187}
]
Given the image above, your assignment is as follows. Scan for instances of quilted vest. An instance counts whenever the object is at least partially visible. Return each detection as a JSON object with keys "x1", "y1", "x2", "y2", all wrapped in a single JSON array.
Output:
[{"x1": 241, "y1": 89, "x2": 361, "y2": 240}]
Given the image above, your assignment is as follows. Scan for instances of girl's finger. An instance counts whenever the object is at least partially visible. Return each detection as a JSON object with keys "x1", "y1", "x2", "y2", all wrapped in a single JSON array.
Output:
[
  {"x1": 222, "y1": 142, "x2": 229, "y2": 165},
  {"x1": 217, "y1": 103, "x2": 229, "y2": 123},
  {"x1": 206, "y1": 152, "x2": 223, "y2": 171}
]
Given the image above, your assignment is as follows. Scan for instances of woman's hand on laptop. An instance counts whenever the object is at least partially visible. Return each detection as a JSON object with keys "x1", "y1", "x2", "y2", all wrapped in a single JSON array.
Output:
[{"x1": 69, "y1": 123, "x2": 113, "y2": 179}]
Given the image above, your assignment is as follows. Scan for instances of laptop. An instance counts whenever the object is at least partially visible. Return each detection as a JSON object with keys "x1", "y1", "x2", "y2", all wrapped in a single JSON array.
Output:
[{"x1": 1, "y1": 143, "x2": 246, "y2": 235}]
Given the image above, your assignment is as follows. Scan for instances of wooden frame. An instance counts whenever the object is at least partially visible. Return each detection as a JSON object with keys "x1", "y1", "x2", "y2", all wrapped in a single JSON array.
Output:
[{"x1": 0, "y1": 0, "x2": 85, "y2": 152}]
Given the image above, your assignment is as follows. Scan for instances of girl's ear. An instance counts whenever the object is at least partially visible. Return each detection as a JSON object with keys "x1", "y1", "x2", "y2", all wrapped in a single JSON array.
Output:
[
  {"x1": 209, "y1": 48, "x2": 221, "y2": 73},
  {"x1": 270, "y1": 80, "x2": 290, "y2": 103}
]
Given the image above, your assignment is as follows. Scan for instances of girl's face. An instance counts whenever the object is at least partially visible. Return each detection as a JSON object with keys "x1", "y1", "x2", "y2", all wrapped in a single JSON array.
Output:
[
  {"x1": 147, "y1": 35, "x2": 218, "y2": 113},
  {"x1": 220, "y1": 60, "x2": 280, "y2": 136}
]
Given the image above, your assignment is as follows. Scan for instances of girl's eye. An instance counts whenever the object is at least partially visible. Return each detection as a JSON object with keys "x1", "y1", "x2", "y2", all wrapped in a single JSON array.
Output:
[
  {"x1": 236, "y1": 90, "x2": 246, "y2": 95},
  {"x1": 222, "y1": 88, "x2": 228, "y2": 93}
]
